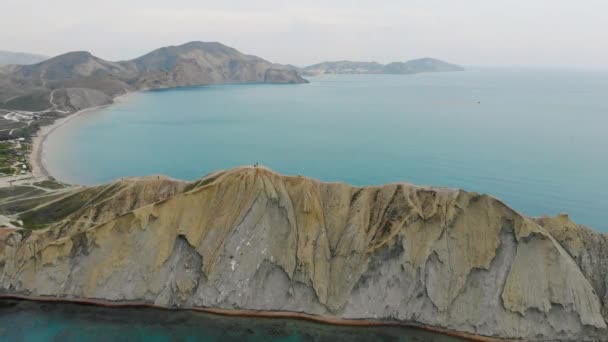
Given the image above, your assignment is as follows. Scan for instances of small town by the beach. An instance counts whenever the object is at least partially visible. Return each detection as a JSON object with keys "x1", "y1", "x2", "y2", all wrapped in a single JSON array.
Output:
[{"x1": 0, "y1": 105, "x2": 71, "y2": 230}]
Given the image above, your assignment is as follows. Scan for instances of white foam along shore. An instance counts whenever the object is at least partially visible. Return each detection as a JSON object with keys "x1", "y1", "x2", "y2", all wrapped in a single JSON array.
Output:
[{"x1": 29, "y1": 92, "x2": 134, "y2": 180}]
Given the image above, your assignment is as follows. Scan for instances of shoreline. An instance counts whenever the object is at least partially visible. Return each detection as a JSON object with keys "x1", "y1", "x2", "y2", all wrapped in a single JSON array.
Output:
[
  {"x1": 0, "y1": 294, "x2": 506, "y2": 342},
  {"x1": 29, "y1": 91, "x2": 133, "y2": 180}
]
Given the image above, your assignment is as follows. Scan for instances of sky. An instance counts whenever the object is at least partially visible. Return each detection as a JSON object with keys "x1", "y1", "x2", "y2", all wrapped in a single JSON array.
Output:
[{"x1": 1, "y1": 0, "x2": 607, "y2": 68}]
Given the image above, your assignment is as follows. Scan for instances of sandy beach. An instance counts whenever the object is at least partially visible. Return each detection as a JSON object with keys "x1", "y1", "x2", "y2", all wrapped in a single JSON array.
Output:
[{"x1": 29, "y1": 92, "x2": 133, "y2": 180}]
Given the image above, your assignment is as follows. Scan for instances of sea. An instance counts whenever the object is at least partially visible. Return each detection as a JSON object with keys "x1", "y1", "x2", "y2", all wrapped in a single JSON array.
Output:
[
  {"x1": 0, "y1": 300, "x2": 464, "y2": 341},
  {"x1": 44, "y1": 68, "x2": 608, "y2": 231}
]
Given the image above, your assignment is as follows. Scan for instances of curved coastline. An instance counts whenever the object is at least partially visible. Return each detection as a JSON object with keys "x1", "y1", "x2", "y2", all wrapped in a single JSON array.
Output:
[
  {"x1": 17, "y1": 91, "x2": 505, "y2": 342},
  {"x1": 29, "y1": 92, "x2": 133, "y2": 181},
  {"x1": 8, "y1": 79, "x2": 605, "y2": 341},
  {"x1": 0, "y1": 294, "x2": 504, "y2": 342}
]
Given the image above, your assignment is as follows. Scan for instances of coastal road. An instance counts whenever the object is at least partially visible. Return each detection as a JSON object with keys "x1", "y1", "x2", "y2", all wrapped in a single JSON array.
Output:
[
  {"x1": 1, "y1": 95, "x2": 19, "y2": 104},
  {"x1": 48, "y1": 89, "x2": 69, "y2": 114}
]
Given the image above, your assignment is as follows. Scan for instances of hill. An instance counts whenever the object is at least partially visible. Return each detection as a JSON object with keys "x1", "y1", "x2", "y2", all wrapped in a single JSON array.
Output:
[
  {"x1": 303, "y1": 61, "x2": 386, "y2": 75},
  {"x1": 301, "y1": 58, "x2": 463, "y2": 76},
  {"x1": 383, "y1": 58, "x2": 464, "y2": 74},
  {"x1": 0, "y1": 50, "x2": 48, "y2": 66},
  {"x1": 0, "y1": 166, "x2": 606, "y2": 341},
  {"x1": 0, "y1": 42, "x2": 307, "y2": 112}
]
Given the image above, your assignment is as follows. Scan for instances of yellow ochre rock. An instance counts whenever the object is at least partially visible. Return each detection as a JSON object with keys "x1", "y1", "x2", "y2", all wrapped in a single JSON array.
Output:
[{"x1": 0, "y1": 166, "x2": 606, "y2": 341}]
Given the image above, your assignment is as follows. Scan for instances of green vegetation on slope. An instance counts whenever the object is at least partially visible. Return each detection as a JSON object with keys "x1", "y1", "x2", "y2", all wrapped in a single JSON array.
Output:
[
  {"x1": 33, "y1": 180, "x2": 67, "y2": 190},
  {"x1": 16, "y1": 186, "x2": 123, "y2": 229},
  {"x1": 2, "y1": 91, "x2": 51, "y2": 112},
  {"x1": 0, "y1": 141, "x2": 30, "y2": 176}
]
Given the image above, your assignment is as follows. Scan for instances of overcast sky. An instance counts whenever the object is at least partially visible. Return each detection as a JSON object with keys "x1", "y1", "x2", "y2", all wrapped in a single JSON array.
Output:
[{"x1": 1, "y1": 0, "x2": 607, "y2": 68}]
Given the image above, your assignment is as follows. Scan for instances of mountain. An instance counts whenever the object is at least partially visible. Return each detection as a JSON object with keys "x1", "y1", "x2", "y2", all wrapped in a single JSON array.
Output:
[
  {"x1": 123, "y1": 42, "x2": 306, "y2": 89},
  {"x1": 1, "y1": 166, "x2": 606, "y2": 341},
  {"x1": 0, "y1": 42, "x2": 307, "y2": 111},
  {"x1": 383, "y1": 58, "x2": 465, "y2": 74},
  {"x1": 301, "y1": 58, "x2": 463, "y2": 76},
  {"x1": 0, "y1": 50, "x2": 48, "y2": 66},
  {"x1": 303, "y1": 61, "x2": 386, "y2": 75}
]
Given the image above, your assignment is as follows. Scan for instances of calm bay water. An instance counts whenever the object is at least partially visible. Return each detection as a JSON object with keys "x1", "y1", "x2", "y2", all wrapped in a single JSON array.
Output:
[
  {"x1": 0, "y1": 300, "x2": 464, "y2": 341},
  {"x1": 45, "y1": 69, "x2": 608, "y2": 231}
]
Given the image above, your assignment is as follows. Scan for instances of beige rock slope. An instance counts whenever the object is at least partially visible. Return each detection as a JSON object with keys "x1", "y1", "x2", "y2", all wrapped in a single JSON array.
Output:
[
  {"x1": 0, "y1": 167, "x2": 606, "y2": 341},
  {"x1": 536, "y1": 214, "x2": 608, "y2": 321}
]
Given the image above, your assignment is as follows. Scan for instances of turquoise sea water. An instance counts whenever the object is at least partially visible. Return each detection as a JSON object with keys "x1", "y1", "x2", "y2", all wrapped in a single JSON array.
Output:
[
  {"x1": 45, "y1": 69, "x2": 608, "y2": 231},
  {"x1": 0, "y1": 300, "x2": 464, "y2": 341}
]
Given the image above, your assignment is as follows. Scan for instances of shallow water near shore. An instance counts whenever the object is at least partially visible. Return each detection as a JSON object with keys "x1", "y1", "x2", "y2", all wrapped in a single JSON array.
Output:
[
  {"x1": 44, "y1": 69, "x2": 608, "y2": 231},
  {"x1": 0, "y1": 300, "x2": 465, "y2": 341}
]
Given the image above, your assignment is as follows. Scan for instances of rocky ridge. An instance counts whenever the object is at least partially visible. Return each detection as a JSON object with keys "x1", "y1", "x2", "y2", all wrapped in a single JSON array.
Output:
[
  {"x1": 0, "y1": 167, "x2": 606, "y2": 341},
  {"x1": 0, "y1": 42, "x2": 307, "y2": 112}
]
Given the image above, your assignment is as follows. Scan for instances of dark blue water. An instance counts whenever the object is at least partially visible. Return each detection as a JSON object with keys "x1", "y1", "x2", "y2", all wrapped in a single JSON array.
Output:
[
  {"x1": 44, "y1": 69, "x2": 608, "y2": 231},
  {"x1": 0, "y1": 300, "x2": 464, "y2": 341}
]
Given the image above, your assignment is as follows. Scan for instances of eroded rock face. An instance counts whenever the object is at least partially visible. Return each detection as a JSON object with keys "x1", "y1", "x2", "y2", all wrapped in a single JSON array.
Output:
[
  {"x1": 0, "y1": 167, "x2": 606, "y2": 341},
  {"x1": 536, "y1": 214, "x2": 608, "y2": 321}
]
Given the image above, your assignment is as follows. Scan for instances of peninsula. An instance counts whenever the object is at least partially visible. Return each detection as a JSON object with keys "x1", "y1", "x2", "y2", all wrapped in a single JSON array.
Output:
[
  {"x1": 0, "y1": 41, "x2": 309, "y2": 178},
  {"x1": 299, "y1": 58, "x2": 464, "y2": 76},
  {"x1": 0, "y1": 42, "x2": 463, "y2": 180},
  {"x1": 0, "y1": 166, "x2": 607, "y2": 341},
  {"x1": 1, "y1": 41, "x2": 605, "y2": 342},
  {"x1": 0, "y1": 41, "x2": 307, "y2": 113}
]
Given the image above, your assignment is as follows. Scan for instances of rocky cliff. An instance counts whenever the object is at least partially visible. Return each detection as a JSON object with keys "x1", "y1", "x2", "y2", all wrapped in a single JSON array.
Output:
[
  {"x1": 0, "y1": 42, "x2": 307, "y2": 111},
  {"x1": 0, "y1": 167, "x2": 606, "y2": 341}
]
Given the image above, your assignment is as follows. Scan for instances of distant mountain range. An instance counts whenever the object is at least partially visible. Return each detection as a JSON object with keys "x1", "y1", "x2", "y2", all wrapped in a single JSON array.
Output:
[
  {"x1": 0, "y1": 50, "x2": 48, "y2": 66},
  {"x1": 0, "y1": 42, "x2": 307, "y2": 111},
  {"x1": 0, "y1": 42, "x2": 463, "y2": 112},
  {"x1": 299, "y1": 58, "x2": 464, "y2": 76}
]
